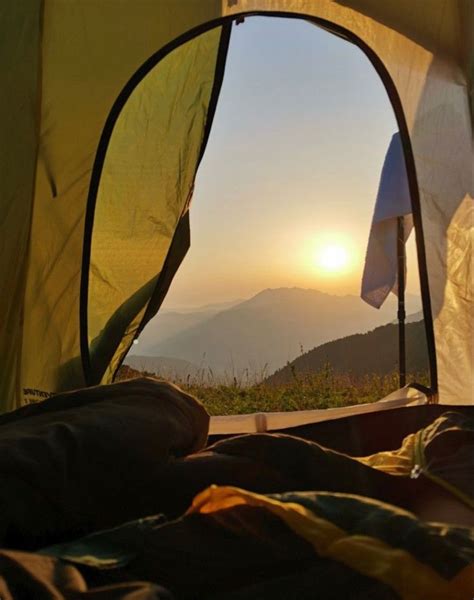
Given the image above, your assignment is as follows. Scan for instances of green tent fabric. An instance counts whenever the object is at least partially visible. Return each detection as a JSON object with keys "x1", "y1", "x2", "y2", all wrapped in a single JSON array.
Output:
[{"x1": 0, "y1": 1, "x2": 472, "y2": 411}]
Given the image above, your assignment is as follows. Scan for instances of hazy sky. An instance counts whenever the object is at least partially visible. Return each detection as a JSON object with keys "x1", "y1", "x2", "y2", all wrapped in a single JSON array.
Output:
[{"x1": 162, "y1": 16, "x2": 420, "y2": 309}]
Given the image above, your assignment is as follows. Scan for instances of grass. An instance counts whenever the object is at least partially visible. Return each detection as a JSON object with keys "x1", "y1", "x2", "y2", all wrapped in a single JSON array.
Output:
[{"x1": 117, "y1": 364, "x2": 429, "y2": 416}]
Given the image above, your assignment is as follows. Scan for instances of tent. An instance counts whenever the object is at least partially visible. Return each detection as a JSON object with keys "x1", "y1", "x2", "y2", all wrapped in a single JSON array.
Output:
[{"x1": 0, "y1": 0, "x2": 472, "y2": 416}]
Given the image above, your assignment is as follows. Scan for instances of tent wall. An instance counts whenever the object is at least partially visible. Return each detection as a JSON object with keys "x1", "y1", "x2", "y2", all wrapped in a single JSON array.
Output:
[
  {"x1": 0, "y1": 0, "x2": 222, "y2": 409},
  {"x1": 0, "y1": 0, "x2": 471, "y2": 411},
  {"x1": 0, "y1": 3, "x2": 42, "y2": 412}
]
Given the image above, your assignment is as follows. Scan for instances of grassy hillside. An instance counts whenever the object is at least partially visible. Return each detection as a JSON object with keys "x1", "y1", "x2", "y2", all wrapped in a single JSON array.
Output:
[
  {"x1": 124, "y1": 355, "x2": 199, "y2": 379},
  {"x1": 266, "y1": 320, "x2": 429, "y2": 385},
  {"x1": 116, "y1": 364, "x2": 428, "y2": 416},
  {"x1": 117, "y1": 315, "x2": 429, "y2": 415}
]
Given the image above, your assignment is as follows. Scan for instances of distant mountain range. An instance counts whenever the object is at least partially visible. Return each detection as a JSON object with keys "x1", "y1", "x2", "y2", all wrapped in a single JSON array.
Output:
[
  {"x1": 265, "y1": 319, "x2": 428, "y2": 385},
  {"x1": 128, "y1": 299, "x2": 243, "y2": 357},
  {"x1": 127, "y1": 287, "x2": 421, "y2": 377}
]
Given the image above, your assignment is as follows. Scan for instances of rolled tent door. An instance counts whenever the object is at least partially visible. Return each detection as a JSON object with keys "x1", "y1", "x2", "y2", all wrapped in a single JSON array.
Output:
[{"x1": 82, "y1": 25, "x2": 230, "y2": 385}]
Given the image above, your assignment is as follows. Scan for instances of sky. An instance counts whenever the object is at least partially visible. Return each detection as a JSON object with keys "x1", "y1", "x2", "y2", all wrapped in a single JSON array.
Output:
[{"x1": 161, "y1": 16, "x2": 420, "y2": 310}]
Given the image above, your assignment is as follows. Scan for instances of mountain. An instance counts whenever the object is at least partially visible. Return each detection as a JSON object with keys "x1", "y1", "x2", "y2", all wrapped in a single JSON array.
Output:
[
  {"x1": 406, "y1": 310, "x2": 424, "y2": 323},
  {"x1": 123, "y1": 355, "x2": 199, "y2": 379},
  {"x1": 392, "y1": 310, "x2": 423, "y2": 325},
  {"x1": 166, "y1": 299, "x2": 245, "y2": 314},
  {"x1": 265, "y1": 320, "x2": 429, "y2": 385},
  {"x1": 143, "y1": 287, "x2": 421, "y2": 376},
  {"x1": 128, "y1": 299, "x2": 243, "y2": 356}
]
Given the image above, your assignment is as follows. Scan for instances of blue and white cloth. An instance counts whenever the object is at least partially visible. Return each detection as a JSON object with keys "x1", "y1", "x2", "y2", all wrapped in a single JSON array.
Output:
[{"x1": 361, "y1": 132, "x2": 413, "y2": 309}]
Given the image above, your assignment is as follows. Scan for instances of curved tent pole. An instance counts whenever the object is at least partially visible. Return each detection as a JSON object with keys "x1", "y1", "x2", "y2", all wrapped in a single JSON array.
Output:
[
  {"x1": 80, "y1": 11, "x2": 437, "y2": 396},
  {"x1": 397, "y1": 216, "x2": 406, "y2": 388}
]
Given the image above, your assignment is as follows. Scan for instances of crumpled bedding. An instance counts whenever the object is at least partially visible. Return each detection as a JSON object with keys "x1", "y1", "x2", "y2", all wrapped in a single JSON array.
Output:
[
  {"x1": 0, "y1": 378, "x2": 209, "y2": 549},
  {"x1": 1, "y1": 485, "x2": 470, "y2": 599},
  {"x1": 0, "y1": 388, "x2": 473, "y2": 599},
  {"x1": 359, "y1": 411, "x2": 474, "y2": 509}
]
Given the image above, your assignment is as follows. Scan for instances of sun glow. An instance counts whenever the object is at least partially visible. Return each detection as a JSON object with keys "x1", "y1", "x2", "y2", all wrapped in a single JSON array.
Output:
[
  {"x1": 317, "y1": 244, "x2": 349, "y2": 272},
  {"x1": 308, "y1": 237, "x2": 355, "y2": 277},
  {"x1": 295, "y1": 233, "x2": 364, "y2": 293}
]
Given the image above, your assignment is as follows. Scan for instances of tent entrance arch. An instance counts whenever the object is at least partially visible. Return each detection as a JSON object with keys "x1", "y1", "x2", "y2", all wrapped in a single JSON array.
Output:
[{"x1": 80, "y1": 13, "x2": 436, "y2": 399}]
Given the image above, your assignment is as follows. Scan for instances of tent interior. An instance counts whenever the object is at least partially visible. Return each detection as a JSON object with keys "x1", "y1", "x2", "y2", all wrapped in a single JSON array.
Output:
[{"x1": 0, "y1": 1, "x2": 472, "y2": 598}]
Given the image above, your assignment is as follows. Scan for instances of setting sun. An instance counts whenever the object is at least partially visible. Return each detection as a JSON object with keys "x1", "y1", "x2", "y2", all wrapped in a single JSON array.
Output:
[
  {"x1": 301, "y1": 235, "x2": 358, "y2": 288},
  {"x1": 317, "y1": 244, "x2": 349, "y2": 272}
]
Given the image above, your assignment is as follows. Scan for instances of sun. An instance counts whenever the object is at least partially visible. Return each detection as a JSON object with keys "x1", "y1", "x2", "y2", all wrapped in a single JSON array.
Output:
[
  {"x1": 316, "y1": 243, "x2": 349, "y2": 273},
  {"x1": 303, "y1": 235, "x2": 355, "y2": 281}
]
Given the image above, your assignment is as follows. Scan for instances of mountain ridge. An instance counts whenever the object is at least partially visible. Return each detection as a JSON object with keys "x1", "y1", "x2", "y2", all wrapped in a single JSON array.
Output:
[
  {"x1": 140, "y1": 287, "x2": 421, "y2": 375},
  {"x1": 265, "y1": 318, "x2": 428, "y2": 385}
]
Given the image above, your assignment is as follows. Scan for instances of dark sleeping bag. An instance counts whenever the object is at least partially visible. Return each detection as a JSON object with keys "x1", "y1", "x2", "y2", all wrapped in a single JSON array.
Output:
[
  {"x1": 0, "y1": 378, "x2": 209, "y2": 549},
  {"x1": 0, "y1": 410, "x2": 473, "y2": 598},
  {"x1": 0, "y1": 487, "x2": 468, "y2": 599}
]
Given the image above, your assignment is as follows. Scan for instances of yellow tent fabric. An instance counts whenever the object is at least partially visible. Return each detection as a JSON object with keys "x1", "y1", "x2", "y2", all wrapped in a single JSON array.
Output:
[
  {"x1": 0, "y1": 2, "x2": 42, "y2": 411},
  {"x1": 87, "y1": 26, "x2": 224, "y2": 385},
  {"x1": 0, "y1": 0, "x2": 472, "y2": 411},
  {"x1": 0, "y1": 1, "x2": 224, "y2": 410}
]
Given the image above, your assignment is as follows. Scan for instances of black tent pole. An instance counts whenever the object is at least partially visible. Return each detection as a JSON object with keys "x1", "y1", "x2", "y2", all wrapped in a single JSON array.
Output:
[{"x1": 397, "y1": 216, "x2": 406, "y2": 387}]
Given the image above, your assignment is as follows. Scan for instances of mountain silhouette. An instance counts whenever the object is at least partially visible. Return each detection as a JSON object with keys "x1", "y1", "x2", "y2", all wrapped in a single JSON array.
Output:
[
  {"x1": 139, "y1": 287, "x2": 421, "y2": 376},
  {"x1": 265, "y1": 319, "x2": 428, "y2": 385}
]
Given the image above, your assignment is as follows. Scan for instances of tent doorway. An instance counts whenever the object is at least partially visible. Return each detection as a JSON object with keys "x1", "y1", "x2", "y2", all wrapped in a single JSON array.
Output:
[{"x1": 119, "y1": 16, "x2": 431, "y2": 419}]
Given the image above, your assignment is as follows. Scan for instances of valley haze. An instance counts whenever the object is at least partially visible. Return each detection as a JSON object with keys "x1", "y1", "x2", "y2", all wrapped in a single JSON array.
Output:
[{"x1": 126, "y1": 287, "x2": 422, "y2": 379}]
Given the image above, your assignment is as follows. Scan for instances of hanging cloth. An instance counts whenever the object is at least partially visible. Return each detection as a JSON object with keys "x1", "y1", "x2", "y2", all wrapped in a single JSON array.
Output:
[{"x1": 361, "y1": 132, "x2": 413, "y2": 308}]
